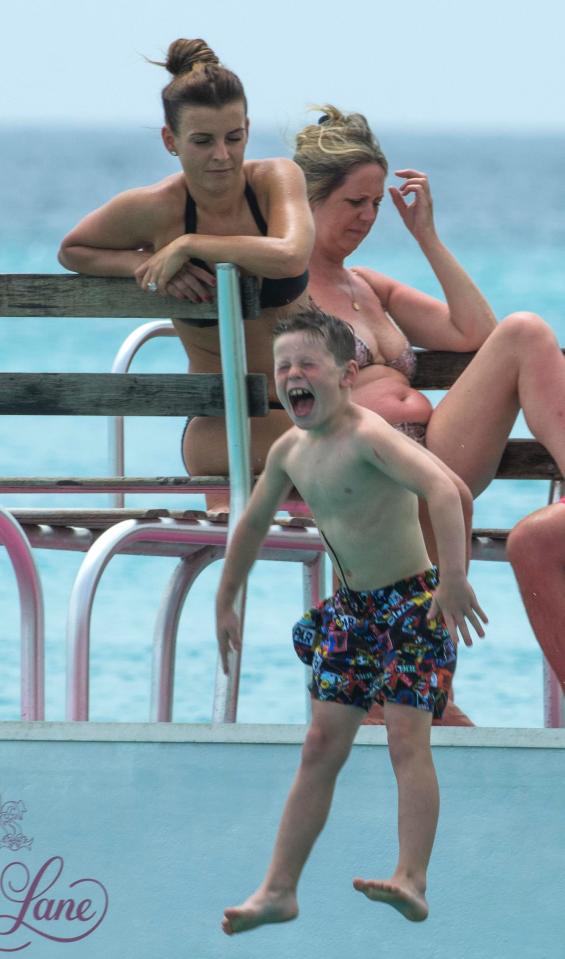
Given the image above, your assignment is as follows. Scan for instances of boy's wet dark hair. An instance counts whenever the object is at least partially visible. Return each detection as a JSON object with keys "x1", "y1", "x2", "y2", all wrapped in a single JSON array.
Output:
[{"x1": 273, "y1": 308, "x2": 356, "y2": 366}]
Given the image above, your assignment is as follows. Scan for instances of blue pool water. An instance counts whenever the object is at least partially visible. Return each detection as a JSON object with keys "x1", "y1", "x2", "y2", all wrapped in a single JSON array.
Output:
[{"x1": 0, "y1": 125, "x2": 564, "y2": 726}]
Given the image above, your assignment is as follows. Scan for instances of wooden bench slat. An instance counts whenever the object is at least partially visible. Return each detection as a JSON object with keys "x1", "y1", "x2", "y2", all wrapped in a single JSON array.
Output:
[
  {"x1": 497, "y1": 440, "x2": 561, "y2": 479},
  {"x1": 0, "y1": 437, "x2": 560, "y2": 491},
  {"x1": 0, "y1": 274, "x2": 215, "y2": 319},
  {"x1": 10, "y1": 508, "x2": 172, "y2": 528},
  {"x1": 0, "y1": 372, "x2": 268, "y2": 417},
  {"x1": 0, "y1": 274, "x2": 261, "y2": 320},
  {"x1": 412, "y1": 348, "x2": 565, "y2": 389},
  {"x1": 0, "y1": 476, "x2": 231, "y2": 492},
  {"x1": 7, "y1": 508, "x2": 513, "y2": 549},
  {"x1": 412, "y1": 351, "x2": 475, "y2": 388}
]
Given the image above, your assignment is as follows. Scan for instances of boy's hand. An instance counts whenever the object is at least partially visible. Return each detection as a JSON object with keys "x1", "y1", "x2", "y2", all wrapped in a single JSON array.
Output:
[
  {"x1": 427, "y1": 576, "x2": 488, "y2": 647},
  {"x1": 216, "y1": 606, "x2": 242, "y2": 675}
]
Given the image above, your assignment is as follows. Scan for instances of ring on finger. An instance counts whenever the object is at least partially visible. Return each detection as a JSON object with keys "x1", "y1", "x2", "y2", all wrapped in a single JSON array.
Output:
[{"x1": 147, "y1": 281, "x2": 158, "y2": 294}]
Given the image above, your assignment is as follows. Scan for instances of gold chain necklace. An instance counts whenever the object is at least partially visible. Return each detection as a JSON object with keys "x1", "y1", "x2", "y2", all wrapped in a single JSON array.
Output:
[{"x1": 345, "y1": 270, "x2": 360, "y2": 311}]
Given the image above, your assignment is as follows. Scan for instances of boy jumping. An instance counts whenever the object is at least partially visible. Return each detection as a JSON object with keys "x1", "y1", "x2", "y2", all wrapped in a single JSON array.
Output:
[{"x1": 216, "y1": 309, "x2": 487, "y2": 935}]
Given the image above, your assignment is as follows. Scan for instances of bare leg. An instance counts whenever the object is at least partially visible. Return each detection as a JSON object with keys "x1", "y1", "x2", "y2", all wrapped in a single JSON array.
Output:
[
  {"x1": 416, "y1": 455, "x2": 473, "y2": 568},
  {"x1": 425, "y1": 313, "x2": 565, "y2": 495},
  {"x1": 182, "y1": 410, "x2": 291, "y2": 515},
  {"x1": 353, "y1": 703, "x2": 436, "y2": 921},
  {"x1": 222, "y1": 700, "x2": 364, "y2": 936},
  {"x1": 507, "y1": 503, "x2": 565, "y2": 691},
  {"x1": 364, "y1": 697, "x2": 473, "y2": 727}
]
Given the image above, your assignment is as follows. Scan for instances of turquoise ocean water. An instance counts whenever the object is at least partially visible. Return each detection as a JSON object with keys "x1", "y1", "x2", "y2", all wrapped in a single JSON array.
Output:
[{"x1": 1, "y1": 125, "x2": 564, "y2": 726}]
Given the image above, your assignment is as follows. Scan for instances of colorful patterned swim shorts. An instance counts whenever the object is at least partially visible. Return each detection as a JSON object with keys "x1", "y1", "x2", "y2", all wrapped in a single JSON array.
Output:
[{"x1": 292, "y1": 567, "x2": 456, "y2": 718}]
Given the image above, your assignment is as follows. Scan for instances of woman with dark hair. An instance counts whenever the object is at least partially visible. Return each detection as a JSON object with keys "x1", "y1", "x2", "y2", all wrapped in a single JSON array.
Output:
[{"x1": 59, "y1": 38, "x2": 314, "y2": 511}]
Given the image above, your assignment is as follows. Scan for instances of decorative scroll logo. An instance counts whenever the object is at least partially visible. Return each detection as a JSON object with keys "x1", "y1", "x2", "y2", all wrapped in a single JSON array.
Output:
[
  {"x1": 0, "y1": 798, "x2": 109, "y2": 952},
  {"x1": 0, "y1": 801, "x2": 32, "y2": 853}
]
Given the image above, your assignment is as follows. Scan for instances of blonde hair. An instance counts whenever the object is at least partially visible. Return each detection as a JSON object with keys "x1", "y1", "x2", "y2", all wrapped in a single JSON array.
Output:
[
  {"x1": 294, "y1": 104, "x2": 388, "y2": 205},
  {"x1": 151, "y1": 38, "x2": 247, "y2": 133}
]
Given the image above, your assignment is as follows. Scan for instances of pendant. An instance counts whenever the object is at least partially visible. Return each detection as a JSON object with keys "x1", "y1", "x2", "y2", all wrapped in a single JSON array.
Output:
[{"x1": 352, "y1": 301, "x2": 360, "y2": 311}]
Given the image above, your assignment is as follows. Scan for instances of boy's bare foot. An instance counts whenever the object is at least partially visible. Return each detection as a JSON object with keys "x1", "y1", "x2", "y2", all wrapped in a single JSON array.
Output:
[
  {"x1": 352, "y1": 877, "x2": 429, "y2": 922},
  {"x1": 222, "y1": 889, "x2": 298, "y2": 936}
]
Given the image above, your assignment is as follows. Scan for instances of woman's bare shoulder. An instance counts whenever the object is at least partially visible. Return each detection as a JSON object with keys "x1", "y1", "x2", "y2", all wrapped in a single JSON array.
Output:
[
  {"x1": 79, "y1": 174, "x2": 186, "y2": 241},
  {"x1": 245, "y1": 156, "x2": 305, "y2": 190},
  {"x1": 352, "y1": 266, "x2": 398, "y2": 303},
  {"x1": 115, "y1": 173, "x2": 186, "y2": 217}
]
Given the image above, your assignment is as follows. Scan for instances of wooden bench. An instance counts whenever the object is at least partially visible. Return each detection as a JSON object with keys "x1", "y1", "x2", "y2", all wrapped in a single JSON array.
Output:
[
  {"x1": 0, "y1": 273, "x2": 563, "y2": 724},
  {"x1": 1, "y1": 274, "x2": 562, "y2": 540}
]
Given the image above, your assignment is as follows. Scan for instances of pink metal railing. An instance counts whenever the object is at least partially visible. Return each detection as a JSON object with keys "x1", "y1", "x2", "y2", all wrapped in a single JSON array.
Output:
[{"x1": 0, "y1": 509, "x2": 44, "y2": 719}]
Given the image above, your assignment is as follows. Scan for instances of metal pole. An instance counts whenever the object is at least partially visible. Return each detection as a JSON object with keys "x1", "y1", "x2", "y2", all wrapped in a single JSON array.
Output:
[
  {"x1": 151, "y1": 547, "x2": 223, "y2": 722},
  {"x1": 212, "y1": 264, "x2": 252, "y2": 723},
  {"x1": 0, "y1": 509, "x2": 44, "y2": 720},
  {"x1": 108, "y1": 321, "x2": 177, "y2": 507}
]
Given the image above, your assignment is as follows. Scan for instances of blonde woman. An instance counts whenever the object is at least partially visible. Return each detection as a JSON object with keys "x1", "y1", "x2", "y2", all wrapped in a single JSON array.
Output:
[{"x1": 294, "y1": 106, "x2": 565, "y2": 723}]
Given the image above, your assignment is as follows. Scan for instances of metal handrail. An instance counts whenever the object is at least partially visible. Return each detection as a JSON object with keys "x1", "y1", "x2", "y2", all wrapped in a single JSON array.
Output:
[
  {"x1": 109, "y1": 320, "x2": 178, "y2": 507},
  {"x1": 66, "y1": 517, "x2": 324, "y2": 719},
  {"x1": 211, "y1": 264, "x2": 253, "y2": 723},
  {"x1": 105, "y1": 272, "x2": 253, "y2": 722},
  {"x1": 0, "y1": 509, "x2": 44, "y2": 719},
  {"x1": 151, "y1": 547, "x2": 224, "y2": 721},
  {"x1": 67, "y1": 265, "x2": 254, "y2": 722}
]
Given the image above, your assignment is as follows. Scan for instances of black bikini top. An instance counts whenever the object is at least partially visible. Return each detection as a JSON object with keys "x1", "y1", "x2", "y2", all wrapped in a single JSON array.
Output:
[{"x1": 178, "y1": 181, "x2": 309, "y2": 327}]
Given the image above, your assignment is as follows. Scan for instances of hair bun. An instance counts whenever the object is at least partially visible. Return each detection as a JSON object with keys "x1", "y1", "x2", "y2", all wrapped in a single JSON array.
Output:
[{"x1": 165, "y1": 38, "x2": 220, "y2": 77}]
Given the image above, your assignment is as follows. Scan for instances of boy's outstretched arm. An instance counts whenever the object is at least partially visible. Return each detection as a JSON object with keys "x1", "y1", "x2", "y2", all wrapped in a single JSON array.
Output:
[
  {"x1": 361, "y1": 422, "x2": 488, "y2": 647},
  {"x1": 415, "y1": 477, "x2": 487, "y2": 646},
  {"x1": 215, "y1": 443, "x2": 293, "y2": 674}
]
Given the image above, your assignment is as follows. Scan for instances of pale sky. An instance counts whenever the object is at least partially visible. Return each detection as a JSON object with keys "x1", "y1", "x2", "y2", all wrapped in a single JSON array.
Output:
[{"x1": 2, "y1": 0, "x2": 564, "y2": 132}]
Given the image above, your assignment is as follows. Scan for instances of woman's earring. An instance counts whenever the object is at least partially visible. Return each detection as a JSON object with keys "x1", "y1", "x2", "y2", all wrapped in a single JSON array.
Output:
[{"x1": 170, "y1": 150, "x2": 178, "y2": 156}]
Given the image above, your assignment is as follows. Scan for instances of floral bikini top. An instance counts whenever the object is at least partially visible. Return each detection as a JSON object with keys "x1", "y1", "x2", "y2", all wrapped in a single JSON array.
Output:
[{"x1": 352, "y1": 330, "x2": 417, "y2": 383}]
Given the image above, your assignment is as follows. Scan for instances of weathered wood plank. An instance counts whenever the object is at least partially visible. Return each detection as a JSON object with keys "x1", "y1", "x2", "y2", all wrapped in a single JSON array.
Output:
[
  {"x1": 0, "y1": 273, "x2": 260, "y2": 320},
  {"x1": 0, "y1": 441, "x2": 559, "y2": 492},
  {"x1": 10, "y1": 508, "x2": 171, "y2": 528},
  {"x1": 0, "y1": 476, "x2": 230, "y2": 493},
  {"x1": 412, "y1": 348, "x2": 565, "y2": 388},
  {"x1": 0, "y1": 372, "x2": 268, "y2": 416},
  {"x1": 2, "y1": 277, "x2": 564, "y2": 387},
  {"x1": 496, "y1": 439, "x2": 561, "y2": 479},
  {"x1": 412, "y1": 351, "x2": 475, "y2": 388},
  {"x1": 472, "y1": 528, "x2": 509, "y2": 541}
]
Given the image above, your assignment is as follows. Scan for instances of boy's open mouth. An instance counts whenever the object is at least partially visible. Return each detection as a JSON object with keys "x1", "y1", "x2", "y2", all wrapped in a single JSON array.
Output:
[{"x1": 288, "y1": 387, "x2": 315, "y2": 417}]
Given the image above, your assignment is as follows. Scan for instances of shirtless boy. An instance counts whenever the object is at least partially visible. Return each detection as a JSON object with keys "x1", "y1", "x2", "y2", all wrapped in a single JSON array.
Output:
[{"x1": 215, "y1": 309, "x2": 487, "y2": 935}]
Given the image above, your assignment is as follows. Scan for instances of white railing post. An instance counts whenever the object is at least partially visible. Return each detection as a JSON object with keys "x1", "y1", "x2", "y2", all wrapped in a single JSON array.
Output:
[
  {"x1": 108, "y1": 321, "x2": 177, "y2": 506},
  {"x1": 0, "y1": 509, "x2": 44, "y2": 720},
  {"x1": 212, "y1": 265, "x2": 253, "y2": 723}
]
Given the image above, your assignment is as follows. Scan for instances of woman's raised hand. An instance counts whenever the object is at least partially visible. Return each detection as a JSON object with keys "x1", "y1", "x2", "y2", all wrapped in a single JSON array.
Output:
[{"x1": 389, "y1": 169, "x2": 436, "y2": 243}]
